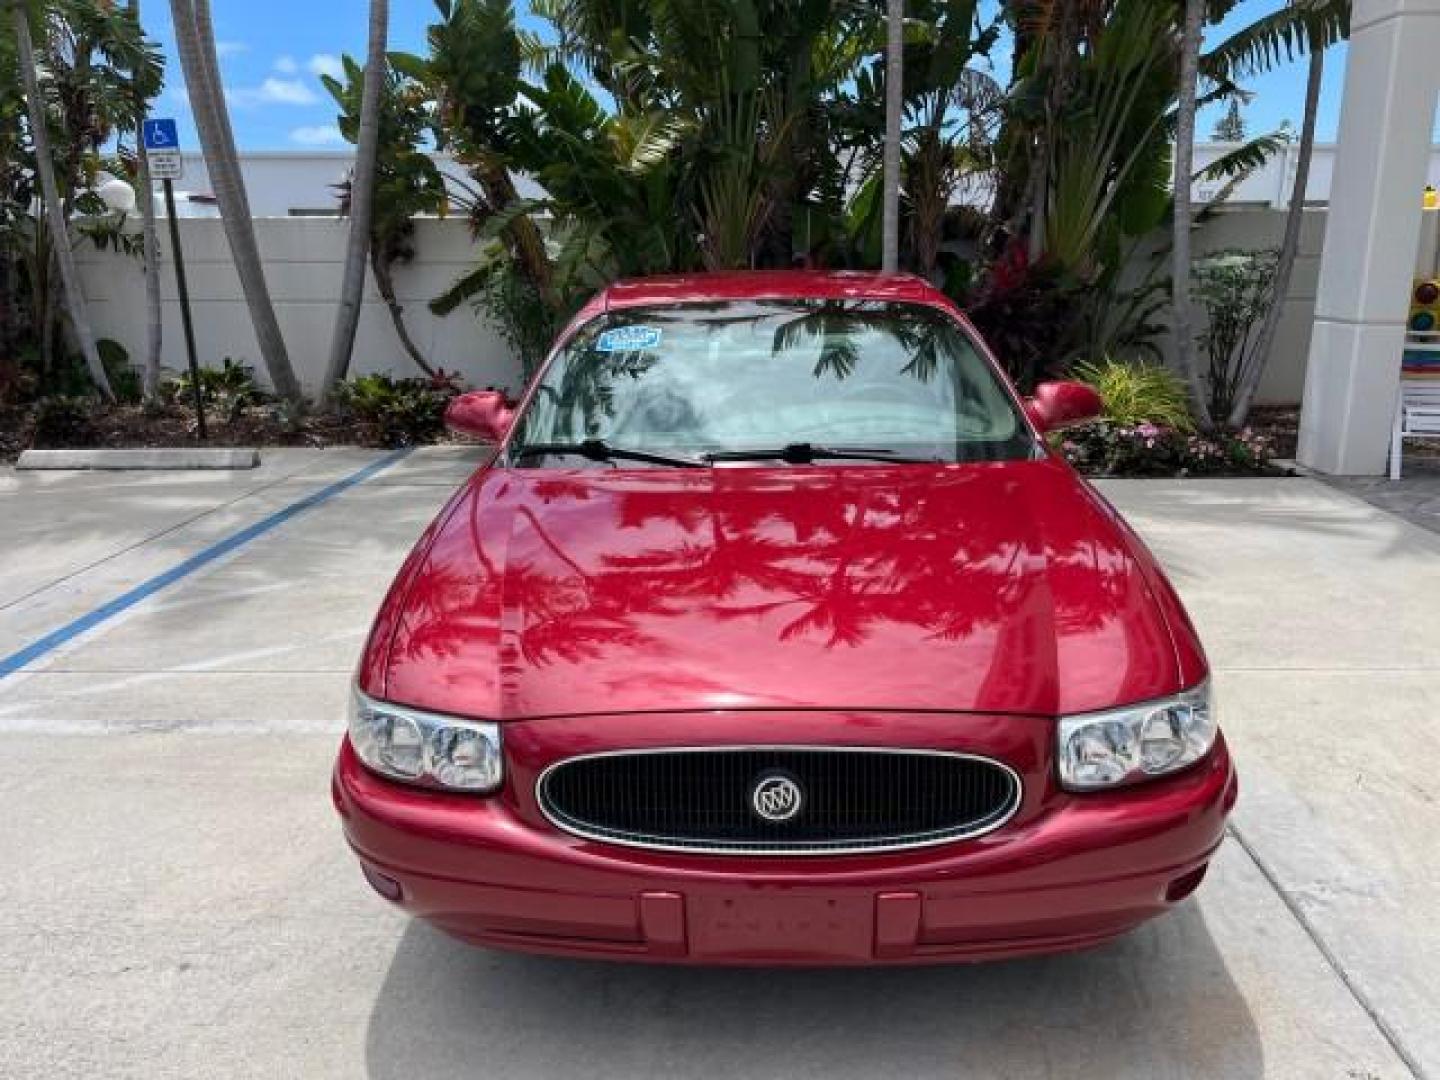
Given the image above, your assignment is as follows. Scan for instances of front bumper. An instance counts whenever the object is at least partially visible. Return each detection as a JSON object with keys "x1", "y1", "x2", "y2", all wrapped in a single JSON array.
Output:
[{"x1": 333, "y1": 720, "x2": 1236, "y2": 966}]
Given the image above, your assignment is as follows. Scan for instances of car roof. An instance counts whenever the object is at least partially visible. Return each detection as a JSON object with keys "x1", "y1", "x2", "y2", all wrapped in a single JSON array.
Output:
[{"x1": 597, "y1": 270, "x2": 956, "y2": 311}]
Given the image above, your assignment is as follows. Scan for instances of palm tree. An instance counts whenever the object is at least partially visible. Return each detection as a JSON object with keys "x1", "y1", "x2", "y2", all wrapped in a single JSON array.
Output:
[
  {"x1": 321, "y1": 0, "x2": 388, "y2": 405},
  {"x1": 1218, "y1": 0, "x2": 1348, "y2": 428},
  {"x1": 320, "y1": 55, "x2": 448, "y2": 377},
  {"x1": 1226, "y1": 46, "x2": 1319, "y2": 428},
  {"x1": 130, "y1": 0, "x2": 162, "y2": 399},
  {"x1": 168, "y1": 0, "x2": 303, "y2": 404},
  {"x1": 1171, "y1": 0, "x2": 1212, "y2": 429},
  {"x1": 10, "y1": 0, "x2": 115, "y2": 401},
  {"x1": 880, "y1": 0, "x2": 902, "y2": 273}
]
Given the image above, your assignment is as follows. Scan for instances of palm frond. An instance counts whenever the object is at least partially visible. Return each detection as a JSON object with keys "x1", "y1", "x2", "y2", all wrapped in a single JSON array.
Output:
[
  {"x1": 608, "y1": 111, "x2": 689, "y2": 174},
  {"x1": 431, "y1": 258, "x2": 499, "y2": 317},
  {"x1": 474, "y1": 196, "x2": 554, "y2": 243},
  {"x1": 1194, "y1": 127, "x2": 1289, "y2": 182},
  {"x1": 1203, "y1": 0, "x2": 1348, "y2": 79}
]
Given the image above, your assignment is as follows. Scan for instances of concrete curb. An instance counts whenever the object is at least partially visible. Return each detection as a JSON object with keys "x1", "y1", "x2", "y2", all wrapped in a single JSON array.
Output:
[{"x1": 16, "y1": 448, "x2": 261, "y2": 471}]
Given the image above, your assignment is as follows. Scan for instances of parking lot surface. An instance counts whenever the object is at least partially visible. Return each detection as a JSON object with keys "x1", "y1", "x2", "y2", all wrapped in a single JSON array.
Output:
[{"x1": 1, "y1": 449, "x2": 1436, "y2": 1079}]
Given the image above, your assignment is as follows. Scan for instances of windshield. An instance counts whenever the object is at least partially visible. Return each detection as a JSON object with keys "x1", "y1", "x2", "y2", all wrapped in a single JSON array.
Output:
[{"x1": 511, "y1": 300, "x2": 1037, "y2": 466}]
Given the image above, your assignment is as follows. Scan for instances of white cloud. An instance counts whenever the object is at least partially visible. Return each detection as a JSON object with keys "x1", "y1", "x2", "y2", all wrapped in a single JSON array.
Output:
[
  {"x1": 215, "y1": 41, "x2": 249, "y2": 58},
  {"x1": 228, "y1": 77, "x2": 319, "y2": 107},
  {"x1": 259, "y1": 77, "x2": 319, "y2": 105},
  {"x1": 308, "y1": 54, "x2": 344, "y2": 80},
  {"x1": 273, "y1": 55, "x2": 299, "y2": 74},
  {"x1": 290, "y1": 124, "x2": 346, "y2": 146}
]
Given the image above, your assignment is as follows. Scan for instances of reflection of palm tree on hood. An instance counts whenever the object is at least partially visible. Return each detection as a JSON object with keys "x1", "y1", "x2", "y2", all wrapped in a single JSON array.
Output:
[{"x1": 382, "y1": 462, "x2": 1186, "y2": 719}]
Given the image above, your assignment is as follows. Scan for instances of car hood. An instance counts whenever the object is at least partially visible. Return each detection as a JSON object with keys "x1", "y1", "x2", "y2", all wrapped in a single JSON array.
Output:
[{"x1": 379, "y1": 459, "x2": 1200, "y2": 720}]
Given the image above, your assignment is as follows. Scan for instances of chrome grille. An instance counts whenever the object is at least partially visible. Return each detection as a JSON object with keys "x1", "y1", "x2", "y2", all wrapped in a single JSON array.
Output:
[{"x1": 536, "y1": 747, "x2": 1022, "y2": 855}]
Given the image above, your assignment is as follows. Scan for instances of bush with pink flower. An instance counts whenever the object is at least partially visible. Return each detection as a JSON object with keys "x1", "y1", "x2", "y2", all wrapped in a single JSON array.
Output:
[
  {"x1": 1060, "y1": 420, "x2": 1275, "y2": 476},
  {"x1": 1061, "y1": 356, "x2": 1279, "y2": 476}
]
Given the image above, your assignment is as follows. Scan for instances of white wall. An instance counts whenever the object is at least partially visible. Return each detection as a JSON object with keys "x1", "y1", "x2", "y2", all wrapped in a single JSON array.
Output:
[
  {"x1": 155, "y1": 151, "x2": 546, "y2": 218},
  {"x1": 75, "y1": 217, "x2": 525, "y2": 396},
  {"x1": 76, "y1": 205, "x2": 1339, "y2": 405},
  {"x1": 155, "y1": 145, "x2": 1426, "y2": 219},
  {"x1": 1193, "y1": 141, "x2": 1440, "y2": 207}
]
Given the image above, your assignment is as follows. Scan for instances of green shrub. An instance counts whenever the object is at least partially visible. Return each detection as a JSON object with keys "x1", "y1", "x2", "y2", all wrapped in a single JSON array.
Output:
[
  {"x1": 165, "y1": 358, "x2": 268, "y2": 423},
  {"x1": 335, "y1": 371, "x2": 465, "y2": 447},
  {"x1": 1193, "y1": 248, "x2": 1279, "y2": 421},
  {"x1": 1073, "y1": 357, "x2": 1194, "y2": 432},
  {"x1": 31, "y1": 396, "x2": 97, "y2": 447},
  {"x1": 97, "y1": 339, "x2": 142, "y2": 404}
]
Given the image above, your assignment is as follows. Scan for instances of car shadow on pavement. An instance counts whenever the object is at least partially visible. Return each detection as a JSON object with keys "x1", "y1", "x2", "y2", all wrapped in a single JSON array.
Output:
[{"x1": 364, "y1": 902, "x2": 1261, "y2": 1080}]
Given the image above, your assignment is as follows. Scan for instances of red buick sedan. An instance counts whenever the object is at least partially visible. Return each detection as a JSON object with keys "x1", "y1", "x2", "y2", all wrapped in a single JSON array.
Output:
[{"x1": 333, "y1": 270, "x2": 1236, "y2": 965}]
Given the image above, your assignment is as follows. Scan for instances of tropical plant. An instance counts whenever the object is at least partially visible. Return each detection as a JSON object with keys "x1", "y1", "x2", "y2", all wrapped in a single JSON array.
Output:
[
  {"x1": 168, "y1": 0, "x2": 302, "y2": 404},
  {"x1": 425, "y1": 0, "x2": 554, "y2": 305},
  {"x1": 335, "y1": 369, "x2": 465, "y2": 446},
  {"x1": 7, "y1": 0, "x2": 162, "y2": 401},
  {"x1": 418, "y1": 0, "x2": 906, "y2": 319},
  {"x1": 986, "y1": 0, "x2": 1312, "y2": 405},
  {"x1": 321, "y1": 0, "x2": 389, "y2": 404},
  {"x1": 1073, "y1": 355, "x2": 1194, "y2": 431},
  {"x1": 1041, "y1": 0, "x2": 1174, "y2": 277},
  {"x1": 1213, "y1": 0, "x2": 1348, "y2": 428},
  {"x1": 900, "y1": 0, "x2": 1003, "y2": 277},
  {"x1": 475, "y1": 259, "x2": 559, "y2": 378},
  {"x1": 959, "y1": 243, "x2": 1083, "y2": 388},
  {"x1": 322, "y1": 54, "x2": 449, "y2": 380},
  {"x1": 97, "y1": 336, "x2": 141, "y2": 402},
  {"x1": 1193, "y1": 247, "x2": 1278, "y2": 421},
  {"x1": 11, "y1": 0, "x2": 110, "y2": 399},
  {"x1": 166, "y1": 355, "x2": 268, "y2": 421}
]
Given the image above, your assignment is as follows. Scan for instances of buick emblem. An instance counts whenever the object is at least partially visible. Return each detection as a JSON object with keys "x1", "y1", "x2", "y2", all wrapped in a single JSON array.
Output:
[{"x1": 751, "y1": 772, "x2": 803, "y2": 823}]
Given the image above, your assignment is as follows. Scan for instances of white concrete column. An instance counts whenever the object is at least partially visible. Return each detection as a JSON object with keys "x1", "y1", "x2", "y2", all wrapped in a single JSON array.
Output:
[{"x1": 1298, "y1": 0, "x2": 1440, "y2": 475}]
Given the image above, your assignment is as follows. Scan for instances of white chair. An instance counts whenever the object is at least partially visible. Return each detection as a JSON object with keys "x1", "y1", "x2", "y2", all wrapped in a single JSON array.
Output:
[{"x1": 1390, "y1": 375, "x2": 1440, "y2": 479}]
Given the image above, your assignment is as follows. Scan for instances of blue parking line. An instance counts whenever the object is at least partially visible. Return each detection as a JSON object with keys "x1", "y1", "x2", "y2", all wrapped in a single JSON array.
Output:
[{"x1": 0, "y1": 448, "x2": 412, "y2": 681}]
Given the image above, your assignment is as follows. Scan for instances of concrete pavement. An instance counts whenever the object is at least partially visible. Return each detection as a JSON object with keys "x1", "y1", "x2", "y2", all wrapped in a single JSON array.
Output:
[{"x1": 0, "y1": 451, "x2": 1435, "y2": 1078}]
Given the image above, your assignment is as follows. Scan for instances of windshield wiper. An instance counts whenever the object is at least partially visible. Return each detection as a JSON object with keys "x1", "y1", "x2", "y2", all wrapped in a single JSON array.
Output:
[
  {"x1": 512, "y1": 439, "x2": 706, "y2": 469},
  {"x1": 704, "y1": 443, "x2": 941, "y2": 465}
]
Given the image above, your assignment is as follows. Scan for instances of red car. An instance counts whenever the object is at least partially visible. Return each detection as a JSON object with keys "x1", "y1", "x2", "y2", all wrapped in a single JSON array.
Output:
[{"x1": 333, "y1": 271, "x2": 1235, "y2": 965}]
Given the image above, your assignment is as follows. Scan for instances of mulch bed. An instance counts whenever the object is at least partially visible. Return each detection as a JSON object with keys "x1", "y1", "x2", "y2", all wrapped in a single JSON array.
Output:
[
  {"x1": 4, "y1": 399, "x2": 1433, "y2": 471},
  {"x1": 1248, "y1": 403, "x2": 1299, "y2": 461},
  {"x1": 0, "y1": 402, "x2": 459, "y2": 465}
]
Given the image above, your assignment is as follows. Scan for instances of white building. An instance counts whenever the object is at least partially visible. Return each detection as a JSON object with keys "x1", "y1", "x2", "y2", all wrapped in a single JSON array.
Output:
[
  {"x1": 158, "y1": 151, "x2": 545, "y2": 218},
  {"x1": 151, "y1": 144, "x2": 1440, "y2": 220}
]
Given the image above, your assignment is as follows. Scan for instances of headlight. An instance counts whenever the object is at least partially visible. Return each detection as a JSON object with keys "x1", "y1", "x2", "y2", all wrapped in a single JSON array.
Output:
[
  {"x1": 1057, "y1": 682, "x2": 1215, "y2": 792},
  {"x1": 348, "y1": 689, "x2": 503, "y2": 793}
]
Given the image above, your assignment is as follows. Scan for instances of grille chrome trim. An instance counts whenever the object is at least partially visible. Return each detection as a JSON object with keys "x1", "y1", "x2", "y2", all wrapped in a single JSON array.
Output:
[{"x1": 535, "y1": 745, "x2": 1024, "y2": 856}]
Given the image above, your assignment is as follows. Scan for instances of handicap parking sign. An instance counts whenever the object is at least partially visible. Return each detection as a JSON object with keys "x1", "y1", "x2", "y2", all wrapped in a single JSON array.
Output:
[
  {"x1": 142, "y1": 118, "x2": 180, "y2": 151},
  {"x1": 142, "y1": 119, "x2": 184, "y2": 180}
]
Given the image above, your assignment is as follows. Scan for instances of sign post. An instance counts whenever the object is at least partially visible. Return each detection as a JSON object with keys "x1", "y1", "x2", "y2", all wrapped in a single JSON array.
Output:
[{"x1": 142, "y1": 119, "x2": 206, "y2": 440}]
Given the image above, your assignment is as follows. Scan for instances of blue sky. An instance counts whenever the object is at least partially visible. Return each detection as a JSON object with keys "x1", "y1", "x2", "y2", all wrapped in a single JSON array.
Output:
[{"x1": 144, "y1": 0, "x2": 1345, "y2": 151}]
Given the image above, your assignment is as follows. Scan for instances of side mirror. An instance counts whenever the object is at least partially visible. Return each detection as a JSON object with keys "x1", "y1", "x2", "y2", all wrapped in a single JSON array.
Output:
[
  {"x1": 445, "y1": 390, "x2": 516, "y2": 443},
  {"x1": 1025, "y1": 380, "x2": 1104, "y2": 433}
]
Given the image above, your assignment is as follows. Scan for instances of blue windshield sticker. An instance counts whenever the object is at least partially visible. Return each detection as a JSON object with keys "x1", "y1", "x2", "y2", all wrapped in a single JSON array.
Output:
[{"x1": 596, "y1": 325, "x2": 662, "y2": 353}]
